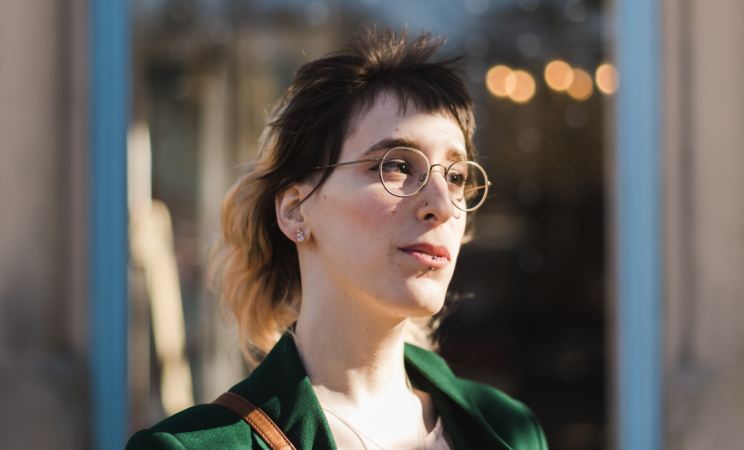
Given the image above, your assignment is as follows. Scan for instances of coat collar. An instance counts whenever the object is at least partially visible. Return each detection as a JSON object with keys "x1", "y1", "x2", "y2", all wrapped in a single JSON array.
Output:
[
  {"x1": 403, "y1": 344, "x2": 514, "y2": 450},
  {"x1": 228, "y1": 334, "x2": 511, "y2": 450},
  {"x1": 228, "y1": 334, "x2": 336, "y2": 449}
]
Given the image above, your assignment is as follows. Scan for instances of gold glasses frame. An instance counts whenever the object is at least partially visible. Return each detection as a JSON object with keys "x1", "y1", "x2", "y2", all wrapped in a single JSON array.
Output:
[{"x1": 315, "y1": 146, "x2": 492, "y2": 212}]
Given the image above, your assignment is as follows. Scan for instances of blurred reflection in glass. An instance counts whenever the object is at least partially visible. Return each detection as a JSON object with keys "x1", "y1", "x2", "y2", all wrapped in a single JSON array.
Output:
[
  {"x1": 131, "y1": 1, "x2": 610, "y2": 448},
  {"x1": 545, "y1": 60, "x2": 574, "y2": 92},
  {"x1": 506, "y1": 70, "x2": 537, "y2": 103},
  {"x1": 486, "y1": 65, "x2": 513, "y2": 98},
  {"x1": 595, "y1": 64, "x2": 620, "y2": 95},
  {"x1": 567, "y1": 69, "x2": 594, "y2": 101}
]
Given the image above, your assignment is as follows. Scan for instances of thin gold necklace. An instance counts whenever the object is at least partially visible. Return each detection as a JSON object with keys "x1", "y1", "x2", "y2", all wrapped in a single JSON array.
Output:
[{"x1": 316, "y1": 379, "x2": 428, "y2": 450}]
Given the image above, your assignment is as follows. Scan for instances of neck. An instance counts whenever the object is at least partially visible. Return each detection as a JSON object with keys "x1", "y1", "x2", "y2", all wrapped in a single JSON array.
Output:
[
  {"x1": 294, "y1": 287, "x2": 411, "y2": 405},
  {"x1": 293, "y1": 258, "x2": 439, "y2": 446}
]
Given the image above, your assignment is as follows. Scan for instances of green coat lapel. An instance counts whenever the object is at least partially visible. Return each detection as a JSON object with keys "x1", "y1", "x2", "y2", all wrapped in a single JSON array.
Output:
[
  {"x1": 228, "y1": 335, "x2": 337, "y2": 450},
  {"x1": 404, "y1": 344, "x2": 515, "y2": 450},
  {"x1": 229, "y1": 334, "x2": 514, "y2": 450}
]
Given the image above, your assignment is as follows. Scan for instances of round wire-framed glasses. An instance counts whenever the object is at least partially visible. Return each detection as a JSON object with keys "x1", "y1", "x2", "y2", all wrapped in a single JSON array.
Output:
[{"x1": 315, "y1": 147, "x2": 491, "y2": 212}]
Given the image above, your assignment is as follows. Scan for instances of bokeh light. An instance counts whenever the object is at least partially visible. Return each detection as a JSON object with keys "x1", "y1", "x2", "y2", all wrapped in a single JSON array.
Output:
[
  {"x1": 486, "y1": 65, "x2": 513, "y2": 97},
  {"x1": 567, "y1": 68, "x2": 593, "y2": 101},
  {"x1": 505, "y1": 70, "x2": 536, "y2": 103},
  {"x1": 544, "y1": 60, "x2": 574, "y2": 91},
  {"x1": 595, "y1": 63, "x2": 620, "y2": 94}
]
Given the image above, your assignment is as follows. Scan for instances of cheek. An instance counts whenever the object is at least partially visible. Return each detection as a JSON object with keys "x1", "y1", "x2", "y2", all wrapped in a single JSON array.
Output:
[
  {"x1": 451, "y1": 221, "x2": 467, "y2": 259},
  {"x1": 341, "y1": 189, "x2": 397, "y2": 238},
  {"x1": 320, "y1": 175, "x2": 399, "y2": 246}
]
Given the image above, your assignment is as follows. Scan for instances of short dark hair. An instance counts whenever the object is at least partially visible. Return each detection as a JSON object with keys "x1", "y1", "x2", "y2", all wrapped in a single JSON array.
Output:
[
  {"x1": 212, "y1": 29, "x2": 476, "y2": 366},
  {"x1": 273, "y1": 28, "x2": 475, "y2": 189}
]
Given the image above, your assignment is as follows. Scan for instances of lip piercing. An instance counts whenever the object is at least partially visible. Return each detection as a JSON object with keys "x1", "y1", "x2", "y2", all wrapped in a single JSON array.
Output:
[
  {"x1": 423, "y1": 201, "x2": 429, "y2": 205},
  {"x1": 429, "y1": 267, "x2": 434, "y2": 271}
]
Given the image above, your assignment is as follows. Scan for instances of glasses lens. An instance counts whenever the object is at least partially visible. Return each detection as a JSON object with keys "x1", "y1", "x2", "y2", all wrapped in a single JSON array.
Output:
[
  {"x1": 447, "y1": 161, "x2": 489, "y2": 211},
  {"x1": 379, "y1": 148, "x2": 429, "y2": 196}
]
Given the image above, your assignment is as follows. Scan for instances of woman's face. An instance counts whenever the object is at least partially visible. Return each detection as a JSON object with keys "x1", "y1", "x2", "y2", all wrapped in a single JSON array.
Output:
[{"x1": 299, "y1": 94, "x2": 468, "y2": 319}]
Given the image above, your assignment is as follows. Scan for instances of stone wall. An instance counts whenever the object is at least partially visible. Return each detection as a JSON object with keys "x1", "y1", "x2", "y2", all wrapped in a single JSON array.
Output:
[
  {"x1": 0, "y1": 1, "x2": 89, "y2": 448},
  {"x1": 663, "y1": 0, "x2": 744, "y2": 448}
]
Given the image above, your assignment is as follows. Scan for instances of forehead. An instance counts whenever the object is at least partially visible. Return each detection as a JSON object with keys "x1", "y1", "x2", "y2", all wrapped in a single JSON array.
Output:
[{"x1": 343, "y1": 93, "x2": 467, "y2": 158}]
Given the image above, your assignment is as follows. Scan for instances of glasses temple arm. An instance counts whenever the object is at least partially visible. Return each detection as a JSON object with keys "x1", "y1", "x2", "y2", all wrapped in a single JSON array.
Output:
[
  {"x1": 282, "y1": 157, "x2": 384, "y2": 220},
  {"x1": 314, "y1": 157, "x2": 382, "y2": 170},
  {"x1": 462, "y1": 181, "x2": 492, "y2": 194}
]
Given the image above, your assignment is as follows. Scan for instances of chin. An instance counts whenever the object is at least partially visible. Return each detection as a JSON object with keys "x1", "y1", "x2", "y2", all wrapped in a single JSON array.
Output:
[{"x1": 386, "y1": 279, "x2": 447, "y2": 319}]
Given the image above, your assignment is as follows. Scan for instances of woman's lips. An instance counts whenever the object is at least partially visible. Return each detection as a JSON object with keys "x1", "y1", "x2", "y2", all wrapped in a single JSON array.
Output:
[{"x1": 399, "y1": 243, "x2": 451, "y2": 268}]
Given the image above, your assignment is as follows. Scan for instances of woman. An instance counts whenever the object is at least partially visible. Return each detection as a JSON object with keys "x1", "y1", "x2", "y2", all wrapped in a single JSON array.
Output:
[{"x1": 127, "y1": 29, "x2": 547, "y2": 450}]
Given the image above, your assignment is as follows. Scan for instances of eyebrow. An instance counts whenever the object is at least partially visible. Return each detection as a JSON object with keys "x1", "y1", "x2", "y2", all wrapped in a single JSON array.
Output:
[
  {"x1": 446, "y1": 147, "x2": 467, "y2": 162},
  {"x1": 361, "y1": 137, "x2": 468, "y2": 161},
  {"x1": 360, "y1": 138, "x2": 421, "y2": 157}
]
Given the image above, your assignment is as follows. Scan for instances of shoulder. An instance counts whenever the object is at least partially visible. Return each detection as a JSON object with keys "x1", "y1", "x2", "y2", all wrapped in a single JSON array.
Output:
[
  {"x1": 126, "y1": 429, "x2": 186, "y2": 450},
  {"x1": 454, "y1": 378, "x2": 548, "y2": 450},
  {"x1": 125, "y1": 403, "x2": 262, "y2": 450}
]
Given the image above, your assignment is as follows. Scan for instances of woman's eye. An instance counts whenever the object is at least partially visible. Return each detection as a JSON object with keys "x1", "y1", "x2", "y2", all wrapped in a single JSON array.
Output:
[
  {"x1": 381, "y1": 160, "x2": 412, "y2": 175},
  {"x1": 448, "y1": 172, "x2": 467, "y2": 186}
]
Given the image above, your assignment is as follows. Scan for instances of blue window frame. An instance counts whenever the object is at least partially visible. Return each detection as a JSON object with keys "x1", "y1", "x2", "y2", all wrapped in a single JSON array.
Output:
[
  {"x1": 89, "y1": 1, "x2": 130, "y2": 449},
  {"x1": 616, "y1": 0, "x2": 663, "y2": 449}
]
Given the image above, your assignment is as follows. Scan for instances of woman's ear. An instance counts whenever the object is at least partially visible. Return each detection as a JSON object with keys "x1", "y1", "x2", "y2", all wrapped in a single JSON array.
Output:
[{"x1": 276, "y1": 184, "x2": 308, "y2": 243}]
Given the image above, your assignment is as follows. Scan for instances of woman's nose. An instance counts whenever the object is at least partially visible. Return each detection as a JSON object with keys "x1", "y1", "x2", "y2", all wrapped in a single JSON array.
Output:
[{"x1": 418, "y1": 167, "x2": 457, "y2": 222}]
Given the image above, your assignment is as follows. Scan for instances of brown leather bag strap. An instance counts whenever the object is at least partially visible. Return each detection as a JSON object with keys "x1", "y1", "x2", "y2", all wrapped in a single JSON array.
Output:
[{"x1": 213, "y1": 392, "x2": 297, "y2": 450}]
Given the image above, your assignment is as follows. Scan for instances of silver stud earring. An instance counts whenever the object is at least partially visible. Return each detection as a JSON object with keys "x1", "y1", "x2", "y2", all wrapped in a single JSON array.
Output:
[
  {"x1": 424, "y1": 201, "x2": 429, "y2": 206},
  {"x1": 296, "y1": 229, "x2": 305, "y2": 242}
]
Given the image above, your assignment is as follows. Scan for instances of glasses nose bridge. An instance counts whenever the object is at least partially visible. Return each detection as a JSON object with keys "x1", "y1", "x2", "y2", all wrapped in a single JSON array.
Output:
[
  {"x1": 418, "y1": 163, "x2": 447, "y2": 186},
  {"x1": 428, "y1": 163, "x2": 448, "y2": 179},
  {"x1": 420, "y1": 162, "x2": 450, "y2": 195}
]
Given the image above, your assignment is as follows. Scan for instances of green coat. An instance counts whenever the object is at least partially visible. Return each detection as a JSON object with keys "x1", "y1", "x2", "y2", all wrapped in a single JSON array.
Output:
[{"x1": 126, "y1": 335, "x2": 547, "y2": 450}]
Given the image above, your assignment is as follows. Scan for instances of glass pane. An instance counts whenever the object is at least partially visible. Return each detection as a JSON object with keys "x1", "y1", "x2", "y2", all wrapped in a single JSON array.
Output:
[{"x1": 132, "y1": 1, "x2": 609, "y2": 447}]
